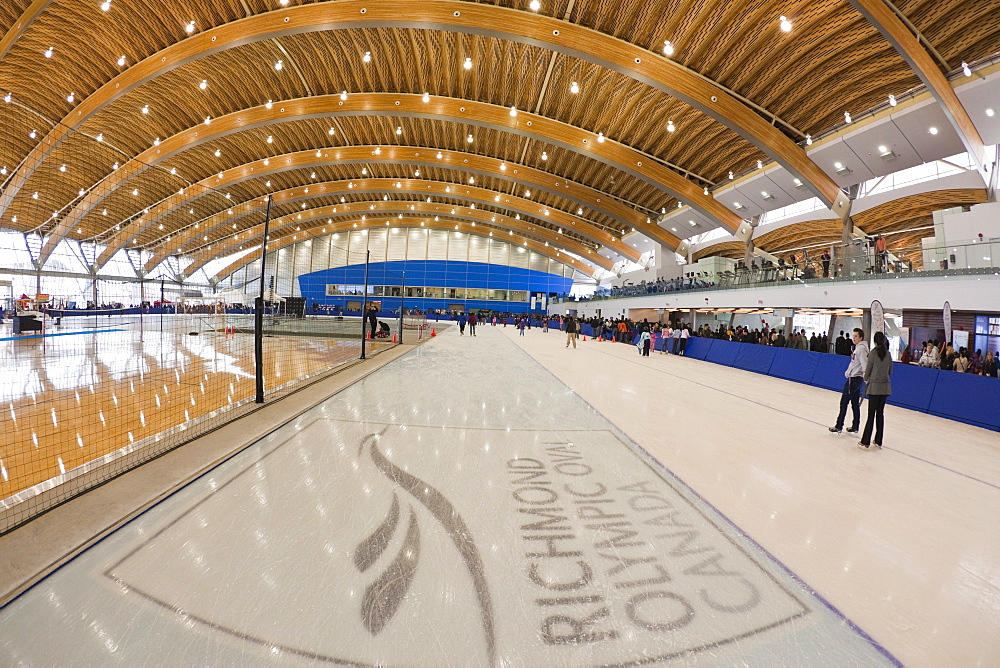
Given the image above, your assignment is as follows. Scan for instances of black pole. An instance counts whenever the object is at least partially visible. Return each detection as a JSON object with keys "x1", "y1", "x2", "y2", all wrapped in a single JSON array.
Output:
[
  {"x1": 398, "y1": 269, "x2": 405, "y2": 344},
  {"x1": 360, "y1": 249, "x2": 370, "y2": 359},
  {"x1": 255, "y1": 196, "x2": 274, "y2": 403}
]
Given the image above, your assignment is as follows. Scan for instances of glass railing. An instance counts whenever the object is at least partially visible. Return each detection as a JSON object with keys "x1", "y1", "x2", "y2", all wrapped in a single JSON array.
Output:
[{"x1": 567, "y1": 239, "x2": 1000, "y2": 303}]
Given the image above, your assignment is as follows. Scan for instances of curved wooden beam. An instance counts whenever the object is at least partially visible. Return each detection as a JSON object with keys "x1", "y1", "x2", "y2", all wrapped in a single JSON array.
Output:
[
  {"x1": 60, "y1": 93, "x2": 693, "y2": 266},
  {"x1": 0, "y1": 0, "x2": 51, "y2": 61},
  {"x1": 12, "y1": 1, "x2": 841, "y2": 256},
  {"x1": 208, "y1": 217, "x2": 601, "y2": 284},
  {"x1": 847, "y1": 0, "x2": 986, "y2": 173},
  {"x1": 109, "y1": 175, "x2": 640, "y2": 273},
  {"x1": 183, "y1": 202, "x2": 611, "y2": 278},
  {"x1": 129, "y1": 147, "x2": 674, "y2": 273}
]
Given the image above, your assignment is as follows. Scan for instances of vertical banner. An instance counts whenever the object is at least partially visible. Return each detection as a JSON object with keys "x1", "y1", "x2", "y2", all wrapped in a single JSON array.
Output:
[
  {"x1": 943, "y1": 301, "x2": 952, "y2": 343},
  {"x1": 870, "y1": 300, "x2": 884, "y2": 336},
  {"x1": 530, "y1": 296, "x2": 536, "y2": 310},
  {"x1": 540, "y1": 294, "x2": 547, "y2": 310}
]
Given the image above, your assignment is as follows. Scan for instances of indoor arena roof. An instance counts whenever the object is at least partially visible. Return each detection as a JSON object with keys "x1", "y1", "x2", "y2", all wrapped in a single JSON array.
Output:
[{"x1": 0, "y1": 0, "x2": 998, "y2": 278}]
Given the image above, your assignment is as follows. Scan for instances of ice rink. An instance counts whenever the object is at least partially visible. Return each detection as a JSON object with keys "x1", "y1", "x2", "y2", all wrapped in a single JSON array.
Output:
[{"x1": 1, "y1": 324, "x2": 998, "y2": 665}]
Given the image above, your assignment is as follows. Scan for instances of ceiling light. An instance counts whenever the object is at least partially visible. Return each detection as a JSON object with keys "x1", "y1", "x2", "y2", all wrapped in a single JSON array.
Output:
[
  {"x1": 328, "y1": 127, "x2": 335, "y2": 135},
  {"x1": 667, "y1": 120, "x2": 676, "y2": 132},
  {"x1": 29, "y1": 129, "x2": 36, "y2": 139},
  {"x1": 185, "y1": 21, "x2": 196, "y2": 33},
  {"x1": 315, "y1": 149, "x2": 322, "y2": 157},
  {"x1": 214, "y1": 149, "x2": 221, "y2": 157},
  {"x1": 100, "y1": 0, "x2": 111, "y2": 11},
  {"x1": 928, "y1": 126, "x2": 938, "y2": 135},
  {"x1": 805, "y1": 134, "x2": 812, "y2": 145},
  {"x1": 834, "y1": 162, "x2": 851, "y2": 175},
  {"x1": 468, "y1": 176, "x2": 475, "y2": 184},
  {"x1": 500, "y1": 162, "x2": 507, "y2": 171},
  {"x1": 362, "y1": 167, "x2": 368, "y2": 175},
  {"x1": 663, "y1": 40, "x2": 674, "y2": 56},
  {"x1": 541, "y1": 151, "x2": 548, "y2": 160},
  {"x1": 44, "y1": 47, "x2": 53, "y2": 58},
  {"x1": 728, "y1": 171, "x2": 734, "y2": 179},
  {"x1": 340, "y1": 90, "x2": 348, "y2": 101},
  {"x1": 779, "y1": 15, "x2": 792, "y2": 32},
  {"x1": 362, "y1": 51, "x2": 371, "y2": 63},
  {"x1": 263, "y1": 158, "x2": 270, "y2": 165},
  {"x1": 2, "y1": 93, "x2": 10, "y2": 103},
  {"x1": 509, "y1": 106, "x2": 518, "y2": 117},
  {"x1": 274, "y1": 60, "x2": 283, "y2": 71},
  {"x1": 844, "y1": 111, "x2": 852, "y2": 124},
  {"x1": 467, "y1": 134, "x2": 474, "y2": 143},
  {"x1": 66, "y1": 92, "x2": 75, "y2": 103},
  {"x1": 570, "y1": 81, "x2": 580, "y2": 94},
  {"x1": 756, "y1": 159, "x2": 763, "y2": 169},
  {"x1": 117, "y1": 55, "x2": 126, "y2": 67},
  {"x1": 962, "y1": 62, "x2": 972, "y2": 77},
  {"x1": 888, "y1": 94, "x2": 897, "y2": 107},
  {"x1": 986, "y1": 108, "x2": 995, "y2": 117},
  {"x1": 703, "y1": 186, "x2": 709, "y2": 195},
  {"x1": 761, "y1": 191, "x2": 774, "y2": 200},
  {"x1": 877, "y1": 145, "x2": 887, "y2": 153},
  {"x1": 422, "y1": 92, "x2": 430, "y2": 103},
  {"x1": 396, "y1": 126, "x2": 402, "y2": 135},
  {"x1": 529, "y1": 0, "x2": 541, "y2": 10},
  {"x1": 153, "y1": 138, "x2": 160, "y2": 146},
  {"x1": 463, "y1": 57, "x2": 473, "y2": 70},
  {"x1": 793, "y1": 178, "x2": 803, "y2": 187},
  {"x1": 525, "y1": 190, "x2": 531, "y2": 197},
  {"x1": 414, "y1": 169, "x2": 420, "y2": 176},
  {"x1": 265, "y1": 99, "x2": 273, "y2": 109},
  {"x1": 199, "y1": 79, "x2": 207, "y2": 90}
]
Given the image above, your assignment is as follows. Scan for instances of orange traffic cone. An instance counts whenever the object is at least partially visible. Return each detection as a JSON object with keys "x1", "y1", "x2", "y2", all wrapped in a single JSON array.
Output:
[
  {"x1": 583, "y1": 335, "x2": 587, "y2": 341},
  {"x1": 392, "y1": 333, "x2": 397, "y2": 343},
  {"x1": 430, "y1": 327, "x2": 436, "y2": 337}
]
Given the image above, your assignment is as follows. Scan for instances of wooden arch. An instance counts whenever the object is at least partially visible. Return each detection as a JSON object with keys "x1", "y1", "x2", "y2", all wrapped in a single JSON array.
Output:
[
  {"x1": 9, "y1": 1, "x2": 843, "y2": 253},
  {"x1": 135, "y1": 144, "x2": 676, "y2": 273},
  {"x1": 61, "y1": 92, "x2": 696, "y2": 266},
  {"x1": 209, "y1": 217, "x2": 601, "y2": 284},
  {"x1": 130, "y1": 175, "x2": 642, "y2": 271},
  {"x1": 178, "y1": 197, "x2": 617, "y2": 278}
]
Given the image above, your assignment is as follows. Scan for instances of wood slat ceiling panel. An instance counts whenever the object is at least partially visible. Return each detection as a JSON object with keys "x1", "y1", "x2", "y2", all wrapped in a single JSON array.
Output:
[
  {"x1": 899, "y1": 0, "x2": 1000, "y2": 67},
  {"x1": 0, "y1": 1, "x2": 35, "y2": 40}
]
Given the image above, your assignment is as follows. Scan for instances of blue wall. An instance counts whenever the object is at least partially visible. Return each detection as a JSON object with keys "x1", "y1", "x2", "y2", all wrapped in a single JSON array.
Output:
[
  {"x1": 297, "y1": 260, "x2": 572, "y2": 313},
  {"x1": 682, "y1": 337, "x2": 1000, "y2": 432}
]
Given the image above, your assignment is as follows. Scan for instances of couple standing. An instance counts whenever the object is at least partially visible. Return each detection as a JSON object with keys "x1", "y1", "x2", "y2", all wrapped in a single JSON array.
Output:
[{"x1": 829, "y1": 328, "x2": 893, "y2": 449}]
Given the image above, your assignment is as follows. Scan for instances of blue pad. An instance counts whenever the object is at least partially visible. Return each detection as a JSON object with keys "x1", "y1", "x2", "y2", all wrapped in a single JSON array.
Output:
[
  {"x1": 887, "y1": 364, "x2": 939, "y2": 413},
  {"x1": 733, "y1": 344, "x2": 777, "y2": 375},
  {"x1": 705, "y1": 339, "x2": 740, "y2": 367},
  {"x1": 770, "y1": 348, "x2": 819, "y2": 385},
  {"x1": 811, "y1": 353, "x2": 851, "y2": 391},
  {"x1": 928, "y1": 372, "x2": 1000, "y2": 431}
]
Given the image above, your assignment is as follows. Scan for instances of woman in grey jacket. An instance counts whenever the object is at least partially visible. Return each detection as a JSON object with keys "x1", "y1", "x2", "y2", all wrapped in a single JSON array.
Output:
[{"x1": 860, "y1": 331, "x2": 893, "y2": 449}]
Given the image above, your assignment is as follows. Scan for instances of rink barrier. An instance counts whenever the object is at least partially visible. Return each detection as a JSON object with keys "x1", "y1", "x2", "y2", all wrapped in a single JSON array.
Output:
[{"x1": 681, "y1": 337, "x2": 1000, "y2": 432}]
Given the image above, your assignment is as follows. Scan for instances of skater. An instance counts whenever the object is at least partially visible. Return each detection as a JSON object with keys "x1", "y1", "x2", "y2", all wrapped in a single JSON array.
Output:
[
  {"x1": 830, "y1": 328, "x2": 868, "y2": 434},
  {"x1": 467, "y1": 312, "x2": 477, "y2": 336},
  {"x1": 565, "y1": 317, "x2": 577, "y2": 348},
  {"x1": 859, "y1": 331, "x2": 892, "y2": 449},
  {"x1": 639, "y1": 328, "x2": 651, "y2": 357},
  {"x1": 457, "y1": 312, "x2": 467, "y2": 336}
]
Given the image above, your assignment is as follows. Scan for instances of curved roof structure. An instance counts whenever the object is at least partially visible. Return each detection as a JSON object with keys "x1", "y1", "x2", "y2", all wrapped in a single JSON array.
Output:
[{"x1": 0, "y1": 0, "x2": 997, "y2": 278}]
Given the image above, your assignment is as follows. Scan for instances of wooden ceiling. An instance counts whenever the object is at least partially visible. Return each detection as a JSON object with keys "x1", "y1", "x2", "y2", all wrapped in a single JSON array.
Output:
[
  {"x1": 693, "y1": 187, "x2": 989, "y2": 267},
  {"x1": 0, "y1": 0, "x2": 997, "y2": 278}
]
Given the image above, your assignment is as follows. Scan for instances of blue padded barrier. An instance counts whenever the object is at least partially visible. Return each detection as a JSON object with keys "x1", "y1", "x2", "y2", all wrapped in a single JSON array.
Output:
[
  {"x1": 887, "y1": 364, "x2": 940, "y2": 414},
  {"x1": 810, "y1": 353, "x2": 852, "y2": 391},
  {"x1": 654, "y1": 335, "x2": 668, "y2": 352},
  {"x1": 683, "y1": 336, "x2": 712, "y2": 360},
  {"x1": 928, "y1": 372, "x2": 1000, "y2": 431},
  {"x1": 581, "y1": 324, "x2": 593, "y2": 337},
  {"x1": 769, "y1": 348, "x2": 820, "y2": 385},
  {"x1": 705, "y1": 339, "x2": 741, "y2": 367},
  {"x1": 733, "y1": 344, "x2": 778, "y2": 376}
]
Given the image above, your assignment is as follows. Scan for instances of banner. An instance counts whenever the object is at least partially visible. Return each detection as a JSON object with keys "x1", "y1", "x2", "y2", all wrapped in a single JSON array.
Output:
[
  {"x1": 870, "y1": 300, "x2": 884, "y2": 336},
  {"x1": 943, "y1": 301, "x2": 952, "y2": 342}
]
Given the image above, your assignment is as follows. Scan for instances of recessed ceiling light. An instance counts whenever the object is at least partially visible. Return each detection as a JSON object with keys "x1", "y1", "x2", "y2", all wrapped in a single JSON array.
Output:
[
  {"x1": 570, "y1": 81, "x2": 580, "y2": 94},
  {"x1": 928, "y1": 126, "x2": 938, "y2": 135},
  {"x1": 463, "y1": 57, "x2": 473, "y2": 70},
  {"x1": 662, "y1": 40, "x2": 674, "y2": 56},
  {"x1": 779, "y1": 15, "x2": 792, "y2": 32},
  {"x1": 987, "y1": 108, "x2": 995, "y2": 117}
]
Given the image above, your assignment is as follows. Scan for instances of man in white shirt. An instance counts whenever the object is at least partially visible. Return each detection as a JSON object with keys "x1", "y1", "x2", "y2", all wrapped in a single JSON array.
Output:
[{"x1": 830, "y1": 328, "x2": 868, "y2": 434}]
